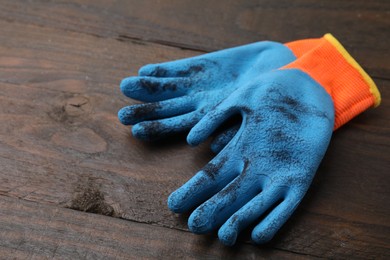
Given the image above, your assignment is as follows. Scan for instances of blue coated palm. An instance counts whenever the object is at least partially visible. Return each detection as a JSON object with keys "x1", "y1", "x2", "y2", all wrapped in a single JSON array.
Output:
[
  {"x1": 168, "y1": 69, "x2": 334, "y2": 245},
  {"x1": 118, "y1": 42, "x2": 296, "y2": 140}
]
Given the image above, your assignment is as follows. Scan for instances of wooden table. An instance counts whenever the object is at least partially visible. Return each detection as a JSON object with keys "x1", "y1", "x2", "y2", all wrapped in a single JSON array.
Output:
[{"x1": 0, "y1": 1, "x2": 389, "y2": 259}]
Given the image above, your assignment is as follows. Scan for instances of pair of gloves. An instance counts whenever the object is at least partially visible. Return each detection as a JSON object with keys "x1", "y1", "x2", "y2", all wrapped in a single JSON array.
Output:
[{"x1": 118, "y1": 34, "x2": 381, "y2": 246}]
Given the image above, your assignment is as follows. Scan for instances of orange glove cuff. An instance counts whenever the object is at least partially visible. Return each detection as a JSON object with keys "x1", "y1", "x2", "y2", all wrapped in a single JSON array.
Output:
[
  {"x1": 285, "y1": 38, "x2": 322, "y2": 58},
  {"x1": 282, "y1": 33, "x2": 381, "y2": 130}
]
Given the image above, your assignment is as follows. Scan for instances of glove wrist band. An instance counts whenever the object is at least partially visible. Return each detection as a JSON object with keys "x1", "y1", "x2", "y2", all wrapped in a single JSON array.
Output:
[
  {"x1": 285, "y1": 38, "x2": 322, "y2": 58},
  {"x1": 282, "y1": 33, "x2": 381, "y2": 130}
]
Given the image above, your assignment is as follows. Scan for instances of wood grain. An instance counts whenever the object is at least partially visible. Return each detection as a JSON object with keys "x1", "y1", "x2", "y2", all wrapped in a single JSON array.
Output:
[
  {"x1": 1, "y1": 196, "x2": 311, "y2": 259},
  {"x1": 0, "y1": 0, "x2": 389, "y2": 78},
  {"x1": 0, "y1": 0, "x2": 389, "y2": 258},
  {"x1": 0, "y1": 17, "x2": 389, "y2": 258}
]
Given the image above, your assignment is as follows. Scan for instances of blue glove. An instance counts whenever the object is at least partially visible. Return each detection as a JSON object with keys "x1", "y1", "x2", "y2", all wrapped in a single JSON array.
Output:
[
  {"x1": 118, "y1": 41, "x2": 298, "y2": 141},
  {"x1": 168, "y1": 69, "x2": 335, "y2": 245},
  {"x1": 167, "y1": 33, "x2": 380, "y2": 245}
]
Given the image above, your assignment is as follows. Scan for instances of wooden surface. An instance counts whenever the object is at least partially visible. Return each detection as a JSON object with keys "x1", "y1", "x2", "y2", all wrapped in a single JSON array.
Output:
[{"x1": 0, "y1": 0, "x2": 389, "y2": 259}]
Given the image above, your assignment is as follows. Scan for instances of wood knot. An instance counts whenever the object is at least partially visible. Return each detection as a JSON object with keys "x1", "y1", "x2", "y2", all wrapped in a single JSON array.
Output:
[
  {"x1": 64, "y1": 96, "x2": 91, "y2": 117},
  {"x1": 48, "y1": 95, "x2": 92, "y2": 123},
  {"x1": 68, "y1": 183, "x2": 114, "y2": 216}
]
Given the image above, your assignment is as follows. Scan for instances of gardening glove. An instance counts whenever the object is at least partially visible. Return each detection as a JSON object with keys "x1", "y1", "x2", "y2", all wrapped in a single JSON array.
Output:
[
  {"x1": 118, "y1": 38, "x2": 321, "y2": 141},
  {"x1": 168, "y1": 34, "x2": 381, "y2": 246}
]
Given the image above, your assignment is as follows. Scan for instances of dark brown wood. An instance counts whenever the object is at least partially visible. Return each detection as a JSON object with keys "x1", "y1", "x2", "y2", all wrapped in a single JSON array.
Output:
[
  {"x1": 0, "y1": 196, "x2": 310, "y2": 259},
  {"x1": 0, "y1": 0, "x2": 389, "y2": 77},
  {"x1": 0, "y1": 0, "x2": 389, "y2": 258}
]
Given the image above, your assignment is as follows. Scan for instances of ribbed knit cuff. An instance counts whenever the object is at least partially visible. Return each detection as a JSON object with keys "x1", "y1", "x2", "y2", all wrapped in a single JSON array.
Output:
[
  {"x1": 282, "y1": 33, "x2": 381, "y2": 130},
  {"x1": 285, "y1": 38, "x2": 321, "y2": 58}
]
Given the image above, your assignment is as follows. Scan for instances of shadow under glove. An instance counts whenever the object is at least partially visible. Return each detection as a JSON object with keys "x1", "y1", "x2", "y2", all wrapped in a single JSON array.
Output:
[{"x1": 168, "y1": 34, "x2": 381, "y2": 246}]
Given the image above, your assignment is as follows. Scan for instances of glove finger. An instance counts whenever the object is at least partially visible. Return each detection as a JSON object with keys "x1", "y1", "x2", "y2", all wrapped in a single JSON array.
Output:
[
  {"x1": 131, "y1": 111, "x2": 201, "y2": 141},
  {"x1": 118, "y1": 96, "x2": 195, "y2": 125},
  {"x1": 187, "y1": 100, "x2": 238, "y2": 146},
  {"x1": 187, "y1": 164, "x2": 268, "y2": 234},
  {"x1": 217, "y1": 186, "x2": 284, "y2": 246},
  {"x1": 139, "y1": 59, "x2": 205, "y2": 78},
  {"x1": 251, "y1": 192, "x2": 303, "y2": 244},
  {"x1": 210, "y1": 124, "x2": 240, "y2": 153},
  {"x1": 120, "y1": 76, "x2": 190, "y2": 102},
  {"x1": 168, "y1": 150, "x2": 240, "y2": 214}
]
